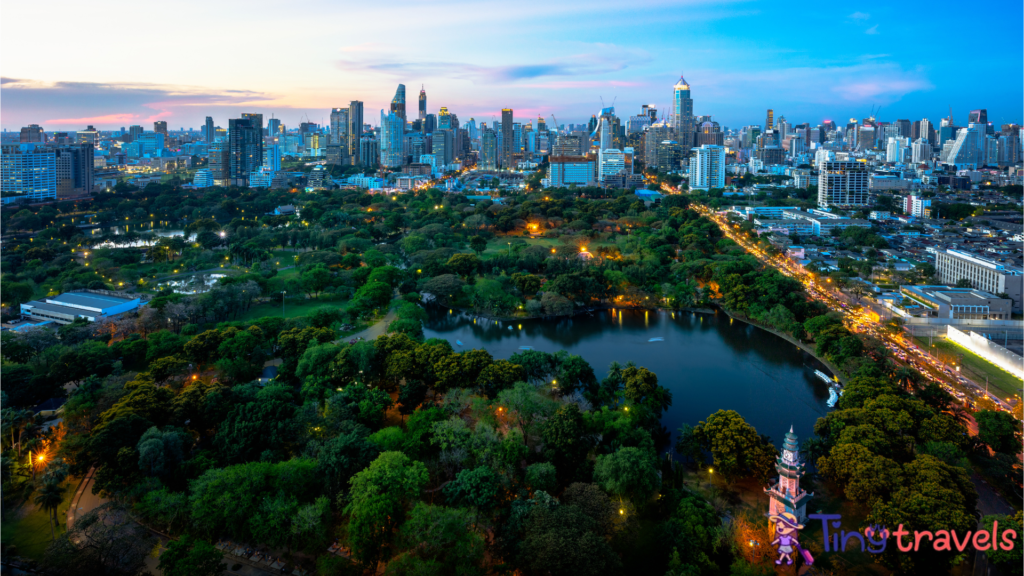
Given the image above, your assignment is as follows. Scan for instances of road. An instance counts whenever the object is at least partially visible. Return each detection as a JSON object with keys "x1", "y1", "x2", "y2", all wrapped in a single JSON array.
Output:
[
  {"x1": 694, "y1": 205, "x2": 1013, "y2": 415},
  {"x1": 340, "y1": 307, "x2": 397, "y2": 343}
]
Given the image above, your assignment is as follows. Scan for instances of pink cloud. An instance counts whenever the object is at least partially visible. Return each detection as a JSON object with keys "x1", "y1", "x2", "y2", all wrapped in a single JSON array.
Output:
[
  {"x1": 516, "y1": 80, "x2": 645, "y2": 89},
  {"x1": 44, "y1": 113, "x2": 139, "y2": 125}
]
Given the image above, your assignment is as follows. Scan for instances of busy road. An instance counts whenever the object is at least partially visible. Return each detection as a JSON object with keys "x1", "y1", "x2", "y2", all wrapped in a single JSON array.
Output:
[{"x1": 694, "y1": 205, "x2": 1014, "y2": 414}]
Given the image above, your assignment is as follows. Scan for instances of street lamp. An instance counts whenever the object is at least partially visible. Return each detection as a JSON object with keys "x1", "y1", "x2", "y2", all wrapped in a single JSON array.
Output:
[{"x1": 282, "y1": 290, "x2": 286, "y2": 317}]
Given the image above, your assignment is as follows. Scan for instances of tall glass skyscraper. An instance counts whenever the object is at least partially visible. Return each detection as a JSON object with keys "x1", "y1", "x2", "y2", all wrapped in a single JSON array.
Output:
[
  {"x1": 672, "y1": 74, "x2": 693, "y2": 148},
  {"x1": 380, "y1": 110, "x2": 405, "y2": 168},
  {"x1": 419, "y1": 86, "x2": 427, "y2": 121},
  {"x1": 391, "y1": 85, "x2": 407, "y2": 123}
]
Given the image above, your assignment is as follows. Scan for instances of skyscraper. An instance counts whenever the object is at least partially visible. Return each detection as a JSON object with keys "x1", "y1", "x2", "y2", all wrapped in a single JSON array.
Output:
[
  {"x1": 481, "y1": 129, "x2": 497, "y2": 169},
  {"x1": 267, "y1": 118, "x2": 282, "y2": 136},
  {"x1": 209, "y1": 142, "x2": 229, "y2": 185},
  {"x1": 19, "y1": 125, "x2": 45, "y2": 143},
  {"x1": 241, "y1": 113, "x2": 265, "y2": 170},
  {"x1": 672, "y1": 74, "x2": 694, "y2": 148},
  {"x1": 228, "y1": 118, "x2": 261, "y2": 186},
  {"x1": 919, "y1": 118, "x2": 934, "y2": 145},
  {"x1": 330, "y1": 108, "x2": 349, "y2": 146},
  {"x1": 380, "y1": 110, "x2": 405, "y2": 168},
  {"x1": 349, "y1": 101, "x2": 364, "y2": 165},
  {"x1": 438, "y1": 107, "x2": 452, "y2": 131},
  {"x1": 691, "y1": 144, "x2": 725, "y2": 189},
  {"x1": 818, "y1": 161, "x2": 868, "y2": 208},
  {"x1": 205, "y1": 116, "x2": 215, "y2": 144},
  {"x1": 419, "y1": 86, "x2": 427, "y2": 121},
  {"x1": 968, "y1": 109, "x2": 987, "y2": 124},
  {"x1": 154, "y1": 121, "x2": 168, "y2": 136},
  {"x1": 501, "y1": 109, "x2": 514, "y2": 169},
  {"x1": 765, "y1": 109, "x2": 774, "y2": 133},
  {"x1": 391, "y1": 85, "x2": 407, "y2": 123},
  {"x1": 129, "y1": 125, "x2": 144, "y2": 143}
]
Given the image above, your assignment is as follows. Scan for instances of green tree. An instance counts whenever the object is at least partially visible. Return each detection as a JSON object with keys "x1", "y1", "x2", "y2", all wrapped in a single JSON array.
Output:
[
  {"x1": 593, "y1": 444, "x2": 660, "y2": 503},
  {"x1": 691, "y1": 410, "x2": 777, "y2": 483},
  {"x1": 469, "y1": 235, "x2": 488, "y2": 255},
  {"x1": 157, "y1": 535, "x2": 225, "y2": 576},
  {"x1": 387, "y1": 503, "x2": 486, "y2": 576},
  {"x1": 477, "y1": 360, "x2": 525, "y2": 399},
  {"x1": 301, "y1": 265, "x2": 332, "y2": 298},
  {"x1": 346, "y1": 451, "x2": 429, "y2": 567},
  {"x1": 974, "y1": 410, "x2": 1022, "y2": 454},
  {"x1": 447, "y1": 253, "x2": 481, "y2": 277},
  {"x1": 34, "y1": 479, "x2": 65, "y2": 540}
]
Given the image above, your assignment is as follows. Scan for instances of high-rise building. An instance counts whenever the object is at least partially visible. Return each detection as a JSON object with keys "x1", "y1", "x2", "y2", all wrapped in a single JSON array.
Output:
[
  {"x1": 696, "y1": 121, "x2": 724, "y2": 146},
  {"x1": 209, "y1": 142, "x2": 229, "y2": 185},
  {"x1": 968, "y1": 109, "x2": 987, "y2": 124},
  {"x1": 691, "y1": 144, "x2": 725, "y2": 189},
  {"x1": 228, "y1": 118, "x2": 261, "y2": 186},
  {"x1": 330, "y1": 108, "x2": 349, "y2": 146},
  {"x1": 19, "y1": 125, "x2": 45, "y2": 143},
  {"x1": 205, "y1": 117, "x2": 215, "y2": 143},
  {"x1": 419, "y1": 86, "x2": 427, "y2": 121},
  {"x1": 241, "y1": 113, "x2": 265, "y2": 167},
  {"x1": 1, "y1": 144, "x2": 57, "y2": 203},
  {"x1": 349, "y1": 101, "x2": 364, "y2": 165},
  {"x1": 433, "y1": 129, "x2": 454, "y2": 166},
  {"x1": 598, "y1": 148, "x2": 625, "y2": 182},
  {"x1": 500, "y1": 109, "x2": 514, "y2": 168},
  {"x1": 672, "y1": 74, "x2": 694, "y2": 148},
  {"x1": 548, "y1": 156, "x2": 595, "y2": 187},
  {"x1": 919, "y1": 118, "x2": 933, "y2": 145},
  {"x1": 438, "y1": 107, "x2": 451, "y2": 131},
  {"x1": 390, "y1": 84, "x2": 407, "y2": 123},
  {"x1": 817, "y1": 161, "x2": 869, "y2": 208},
  {"x1": 380, "y1": 110, "x2": 405, "y2": 168},
  {"x1": 895, "y1": 119, "x2": 912, "y2": 138},
  {"x1": 359, "y1": 136, "x2": 379, "y2": 167},
  {"x1": 911, "y1": 138, "x2": 932, "y2": 164},
  {"x1": 128, "y1": 125, "x2": 144, "y2": 143},
  {"x1": 267, "y1": 118, "x2": 282, "y2": 136},
  {"x1": 657, "y1": 140, "x2": 683, "y2": 172},
  {"x1": 765, "y1": 109, "x2": 774, "y2": 133},
  {"x1": 480, "y1": 129, "x2": 498, "y2": 170},
  {"x1": 944, "y1": 125, "x2": 984, "y2": 169},
  {"x1": 77, "y1": 126, "x2": 98, "y2": 147},
  {"x1": 263, "y1": 144, "x2": 281, "y2": 171},
  {"x1": 154, "y1": 121, "x2": 168, "y2": 136}
]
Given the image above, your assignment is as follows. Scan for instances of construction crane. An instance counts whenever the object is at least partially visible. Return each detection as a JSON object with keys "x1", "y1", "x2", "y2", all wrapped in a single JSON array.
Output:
[{"x1": 550, "y1": 114, "x2": 559, "y2": 134}]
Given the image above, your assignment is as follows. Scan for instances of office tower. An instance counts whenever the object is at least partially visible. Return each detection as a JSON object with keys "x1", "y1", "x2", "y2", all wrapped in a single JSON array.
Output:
[
  {"x1": 209, "y1": 142, "x2": 228, "y2": 185},
  {"x1": 598, "y1": 148, "x2": 625, "y2": 182},
  {"x1": 1, "y1": 144, "x2": 57, "y2": 203},
  {"x1": 500, "y1": 109, "x2": 513, "y2": 168},
  {"x1": 628, "y1": 114, "x2": 652, "y2": 134},
  {"x1": 390, "y1": 84, "x2": 407, "y2": 123},
  {"x1": 241, "y1": 113, "x2": 265, "y2": 169},
  {"x1": 548, "y1": 156, "x2": 596, "y2": 187},
  {"x1": 817, "y1": 161, "x2": 869, "y2": 208},
  {"x1": 945, "y1": 125, "x2": 984, "y2": 169},
  {"x1": 691, "y1": 144, "x2": 725, "y2": 189},
  {"x1": 856, "y1": 126, "x2": 875, "y2": 150},
  {"x1": 330, "y1": 108, "x2": 349, "y2": 146},
  {"x1": 672, "y1": 74, "x2": 694, "y2": 148},
  {"x1": 553, "y1": 134, "x2": 583, "y2": 157},
  {"x1": 904, "y1": 195, "x2": 931, "y2": 217},
  {"x1": 136, "y1": 132, "x2": 166, "y2": 154},
  {"x1": 886, "y1": 137, "x2": 908, "y2": 163},
  {"x1": 19, "y1": 125, "x2": 45, "y2": 143},
  {"x1": 433, "y1": 129, "x2": 454, "y2": 165},
  {"x1": 380, "y1": 110, "x2": 404, "y2": 168},
  {"x1": 359, "y1": 136, "x2": 379, "y2": 167},
  {"x1": 154, "y1": 121, "x2": 168, "y2": 136},
  {"x1": 513, "y1": 122, "x2": 524, "y2": 153},
  {"x1": 481, "y1": 129, "x2": 497, "y2": 169},
  {"x1": 348, "y1": 101, "x2": 364, "y2": 165},
  {"x1": 419, "y1": 86, "x2": 427, "y2": 120},
  {"x1": 204, "y1": 116, "x2": 215, "y2": 143},
  {"x1": 267, "y1": 118, "x2": 281, "y2": 136},
  {"x1": 228, "y1": 118, "x2": 261, "y2": 186},
  {"x1": 263, "y1": 144, "x2": 282, "y2": 171},
  {"x1": 934, "y1": 249, "x2": 1023, "y2": 311},
  {"x1": 657, "y1": 140, "x2": 682, "y2": 172},
  {"x1": 587, "y1": 115, "x2": 598, "y2": 135},
  {"x1": 917, "y1": 118, "x2": 933, "y2": 145},
  {"x1": 765, "y1": 109, "x2": 774, "y2": 133},
  {"x1": 968, "y1": 109, "x2": 987, "y2": 124},
  {"x1": 912, "y1": 138, "x2": 931, "y2": 163},
  {"x1": 697, "y1": 121, "x2": 724, "y2": 146},
  {"x1": 77, "y1": 126, "x2": 98, "y2": 147},
  {"x1": 894, "y1": 119, "x2": 911, "y2": 138},
  {"x1": 644, "y1": 121, "x2": 671, "y2": 167},
  {"x1": 641, "y1": 104, "x2": 658, "y2": 121},
  {"x1": 128, "y1": 125, "x2": 144, "y2": 143},
  {"x1": 597, "y1": 108, "x2": 614, "y2": 151},
  {"x1": 777, "y1": 116, "x2": 790, "y2": 138},
  {"x1": 537, "y1": 116, "x2": 546, "y2": 133},
  {"x1": 438, "y1": 107, "x2": 451, "y2": 130}
]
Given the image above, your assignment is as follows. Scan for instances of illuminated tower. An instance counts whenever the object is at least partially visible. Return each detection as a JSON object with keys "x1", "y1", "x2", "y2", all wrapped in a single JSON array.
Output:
[
  {"x1": 419, "y1": 86, "x2": 427, "y2": 121},
  {"x1": 765, "y1": 427, "x2": 812, "y2": 524},
  {"x1": 672, "y1": 74, "x2": 694, "y2": 148},
  {"x1": 501, "y1": 108, "x2": 513, "y2": 168},
  {"x1": 391, "y1": 84, "x2": 407, "y2": 123},
  {"x1": 765, "y1": 109, "x2": 774, "y2": 133}
]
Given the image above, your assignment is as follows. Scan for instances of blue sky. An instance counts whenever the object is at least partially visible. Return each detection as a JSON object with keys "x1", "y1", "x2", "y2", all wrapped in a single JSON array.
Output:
[{"x1": 2, "y1": 0, "x2": 1021, "y2": 131}]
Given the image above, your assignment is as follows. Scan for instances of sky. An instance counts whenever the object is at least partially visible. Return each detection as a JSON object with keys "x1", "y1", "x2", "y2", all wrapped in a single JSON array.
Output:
[{"x1": 2, "y1": 0, "x2": 1022, "y2": 132}]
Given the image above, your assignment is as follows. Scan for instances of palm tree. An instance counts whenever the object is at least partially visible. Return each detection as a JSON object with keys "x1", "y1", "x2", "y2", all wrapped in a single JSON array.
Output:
[{"x1": 34, "y1": 480, "x2": 65, "y2": 540}]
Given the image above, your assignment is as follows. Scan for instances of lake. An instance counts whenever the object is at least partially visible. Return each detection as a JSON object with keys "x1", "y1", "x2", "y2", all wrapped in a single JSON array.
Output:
[{"x1": 424, "y1": 308, "x2": 833, "y2": 449}]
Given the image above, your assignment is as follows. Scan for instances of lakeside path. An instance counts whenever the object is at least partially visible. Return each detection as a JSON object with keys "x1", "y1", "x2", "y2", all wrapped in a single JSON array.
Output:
[{"x1": 340, "y1": 306, "x2": 397, "y2": 342}]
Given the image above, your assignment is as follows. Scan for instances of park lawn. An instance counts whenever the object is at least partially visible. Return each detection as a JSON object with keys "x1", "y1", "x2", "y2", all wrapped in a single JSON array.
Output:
[
  {"x1": 0, "y1": 477, "x2": 77, "y2": 560},
  {"x1": 237, "y1": 296, "x2": 348, "y2": 322},
  {"x1": 925, "y1": 338, "x2": 1023, "y2": 401}
]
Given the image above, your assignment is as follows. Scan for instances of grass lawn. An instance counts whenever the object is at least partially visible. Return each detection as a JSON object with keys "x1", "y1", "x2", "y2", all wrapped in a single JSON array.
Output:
[
  {"x1": 479, "y1": 236, "x2": 617, "y2": 260},
  {"x1": 237, "y1": 297, "x2": 348, "y2": 322},
  {"x1": 1, "y1": 477, "x2": 77, "y2": 560},
  {"x1": 912, "y1": 337, "x2": 1023, "y2": 401}
]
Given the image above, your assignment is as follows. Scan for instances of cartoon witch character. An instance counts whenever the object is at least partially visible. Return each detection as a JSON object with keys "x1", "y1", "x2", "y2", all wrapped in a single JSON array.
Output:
[{"x1": 770, "y1": 512, "x2": 813, "y2": 566}]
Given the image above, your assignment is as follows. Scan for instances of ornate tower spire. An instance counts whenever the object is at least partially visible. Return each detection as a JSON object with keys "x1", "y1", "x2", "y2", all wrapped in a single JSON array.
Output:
[{"x1": 765, "y1": 427, "x2": 812, "y2": 524}]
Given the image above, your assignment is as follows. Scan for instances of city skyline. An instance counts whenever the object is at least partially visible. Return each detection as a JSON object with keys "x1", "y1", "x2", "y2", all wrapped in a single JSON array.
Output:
[{"x1": 2, "y1": 0, "x2": 1022, "y2": 131}]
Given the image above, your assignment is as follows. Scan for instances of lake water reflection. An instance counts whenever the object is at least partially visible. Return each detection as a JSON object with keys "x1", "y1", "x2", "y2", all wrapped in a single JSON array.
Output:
[{"x1": 424, "y1": 308, "x2": 832, "y2": 448}]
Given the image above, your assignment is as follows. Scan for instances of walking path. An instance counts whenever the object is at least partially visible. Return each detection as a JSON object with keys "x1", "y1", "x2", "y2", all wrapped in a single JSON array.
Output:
[
  {"x1": 66, "y1": 466, "x2": 104, "y2": 528},
  {"x1": 340, "y1": 307, "x2": 397, "y2": 342}
]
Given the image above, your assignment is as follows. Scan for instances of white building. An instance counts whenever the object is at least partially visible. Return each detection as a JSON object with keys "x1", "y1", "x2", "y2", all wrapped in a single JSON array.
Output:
[
  {"x1": 911, "y1": 138, "x2": 932, "y2": 164},
  {"x1": 193, "y1": 169, "x2": 214, "y2": 188},
  {"x1": 903, "y1": 195, "x2": 931, "y2": 217},
  {"x1": 598, "y1": 149, "x2": 625, "y2": 182},
  {"x1": 690, "y1": 144, "x2": 725, "y2": 189},
  {"x1": 934, "y1": 249, "x2": 1023, "y2": 312},
  {"x1": 817, "y1": 161, "x2": 869, "y2": 208}
]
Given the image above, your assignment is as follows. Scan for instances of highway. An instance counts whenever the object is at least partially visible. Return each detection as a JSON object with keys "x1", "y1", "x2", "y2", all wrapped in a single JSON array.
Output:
[{"x1": 694, "y1": 204, "x2": 1013, "y2": 414}]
